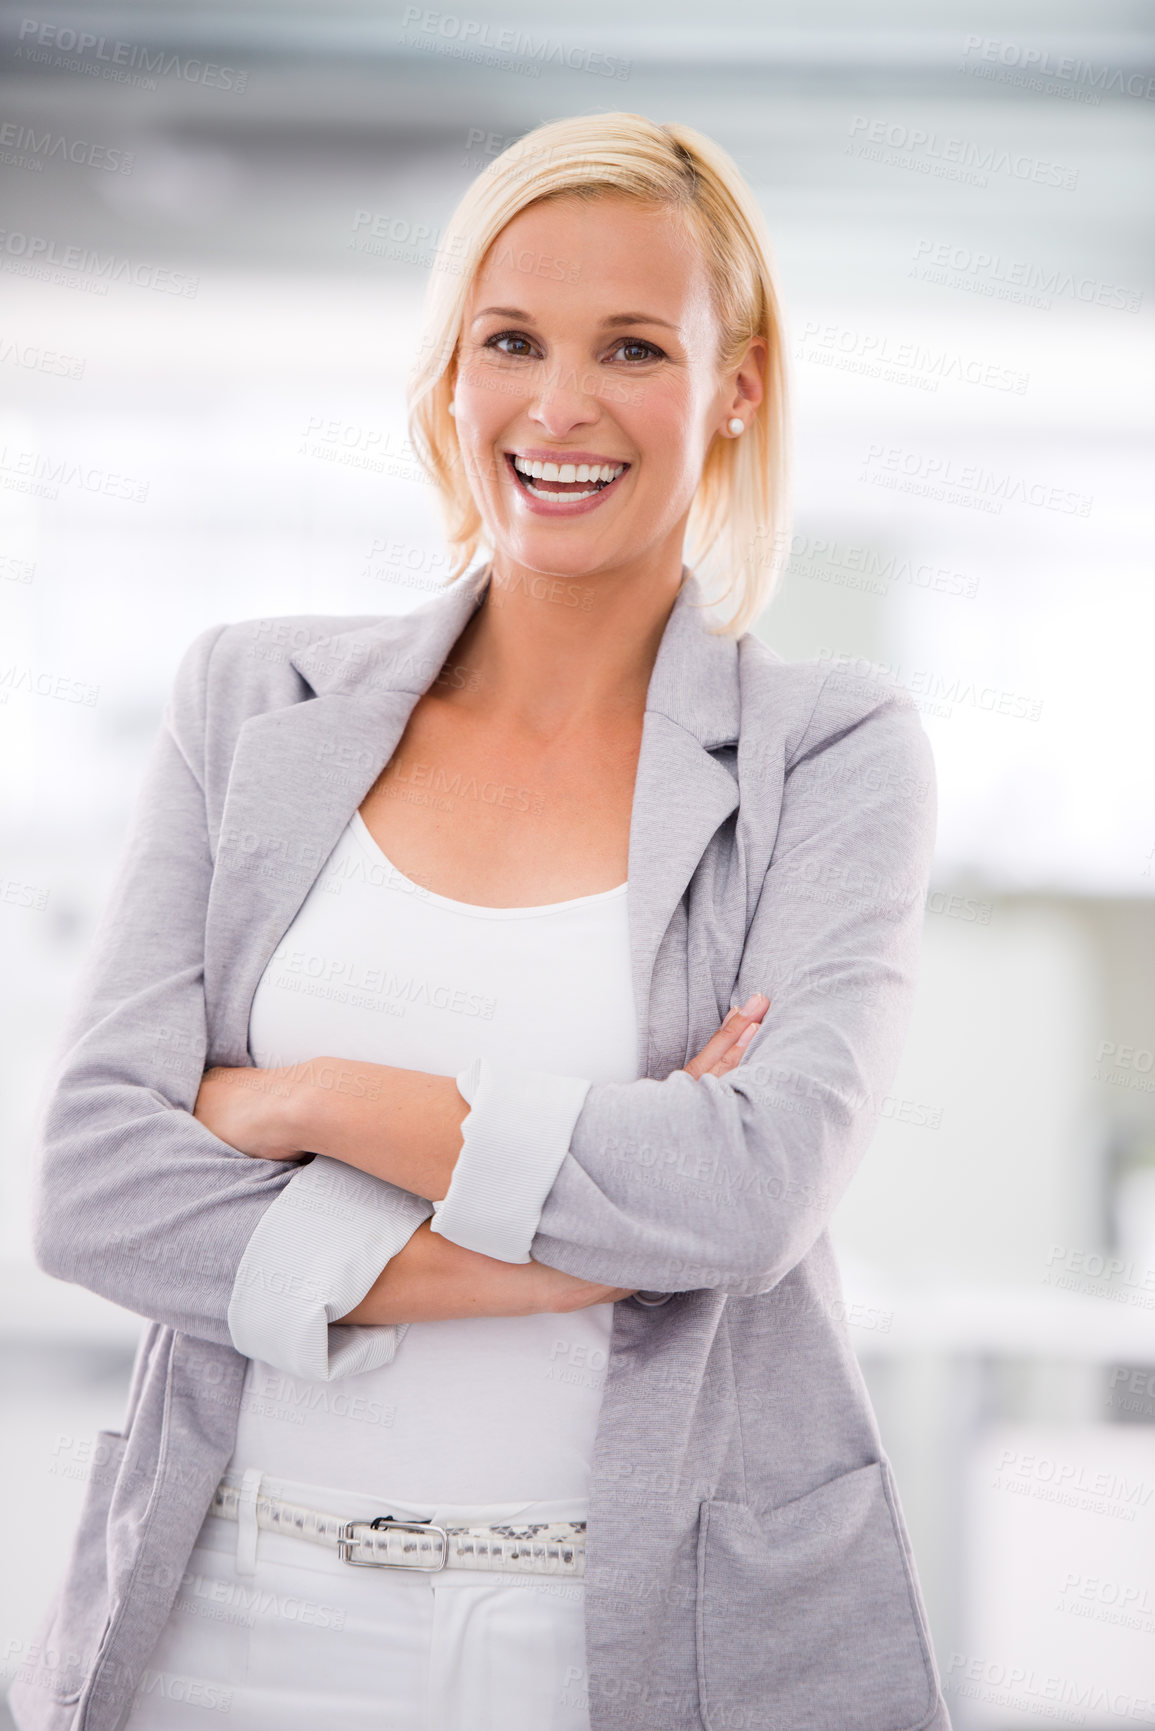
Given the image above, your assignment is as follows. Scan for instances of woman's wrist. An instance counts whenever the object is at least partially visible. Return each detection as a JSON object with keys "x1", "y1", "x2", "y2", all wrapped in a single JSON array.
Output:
[
  {"x1": 338, "y1": 1218, "x2": 435, "y2": 1325},
  {"x1": 277, "y1": 1057, "x2": 466, "y2": 1198},
  {"x1": 339, "y1": 1221, "x2": 541, "y2": 1327},
  {"x1": 276, "y1": 1058, "x2": 361, "y2": 1158}
]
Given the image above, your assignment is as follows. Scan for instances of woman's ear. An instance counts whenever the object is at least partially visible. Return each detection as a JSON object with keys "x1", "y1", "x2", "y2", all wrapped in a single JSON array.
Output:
[{"x1": 729, "y1": 334, "x2": 767, "y2": 421}]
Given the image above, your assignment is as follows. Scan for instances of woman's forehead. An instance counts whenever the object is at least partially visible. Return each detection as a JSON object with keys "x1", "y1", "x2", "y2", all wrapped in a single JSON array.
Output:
[
  {"x1": 482, "y1": 191, "x2": 693, "y2": 254},
  {"x1": 469, "y1": 199, "x2": 709, "y2": 316}
]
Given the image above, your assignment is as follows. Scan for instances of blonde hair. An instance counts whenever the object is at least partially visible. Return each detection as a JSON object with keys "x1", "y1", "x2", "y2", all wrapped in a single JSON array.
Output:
[{"x1": 406, "y1": 112, "x2": 791, "y2": 638}]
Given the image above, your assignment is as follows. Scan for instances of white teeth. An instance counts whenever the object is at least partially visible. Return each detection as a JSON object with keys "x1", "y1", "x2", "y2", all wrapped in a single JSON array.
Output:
[
  {"x1": 510, "y1": 454, "x2": 626, "y2": 487},
  {"x1": 529, "y1": 485, "x2": 602, "y2": 501}
]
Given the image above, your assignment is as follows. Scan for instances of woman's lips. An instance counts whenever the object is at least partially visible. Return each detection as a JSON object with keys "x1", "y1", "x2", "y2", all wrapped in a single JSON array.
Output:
[{"x1": 504, "y1": 452, "x2": 630, "y2": 517}]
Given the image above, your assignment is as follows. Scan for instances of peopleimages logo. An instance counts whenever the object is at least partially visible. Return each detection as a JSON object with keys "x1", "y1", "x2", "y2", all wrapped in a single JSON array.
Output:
[
  {"x1": 0, "y1": 444, "x2": 148, "y2": 504},
  {"x1": 911, "y1": 238, "x2": 1142, "y2": 314},
  {"x1": 961, "y1": 34, "x2": 1155, "y2": 102},
  {"x1": 795, "y1": 318, "x2": 1029, "y2": 394},
  {"x1": 846, "y1": 115, "x2": 1079, "y2": 189},
  {"x1": 0, "y1": 229, "x2": 198, "y2": 297},
  {"x1": 0, "y1": 122, "x2": 135, "y2": 174},
  {"x1": 14, "y1": 18, "x2": 248, "y2": 91},
  {"x1": 859, "y1": 443, "x2": 1093, "y2": 518},
  {"x1": 0, "y1": 337, "x2": 85, "y2": 379},
  {"x1": 816, "y1": 647, "x2": 1044, "y2": 723},
  {"x1": 398, "y1": 7, "x2": 632, "y2": 80},
  {"x1": 945, "y1": 1652, "x2": 1155, "y2": 1723}
]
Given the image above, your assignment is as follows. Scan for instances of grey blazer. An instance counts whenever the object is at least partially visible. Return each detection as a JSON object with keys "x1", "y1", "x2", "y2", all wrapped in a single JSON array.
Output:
[{"x1": 12, "y1": 564, "x2": 953, "y2": 1731}]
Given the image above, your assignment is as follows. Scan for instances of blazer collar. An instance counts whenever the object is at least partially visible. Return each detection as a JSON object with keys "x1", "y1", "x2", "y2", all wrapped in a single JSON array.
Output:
[
  {"x1": 209, "y1": 564, "x2": 743, "y2": 1073},
  {"x1": 288, "y1": 563, "x2": 740, "y2": 750}
]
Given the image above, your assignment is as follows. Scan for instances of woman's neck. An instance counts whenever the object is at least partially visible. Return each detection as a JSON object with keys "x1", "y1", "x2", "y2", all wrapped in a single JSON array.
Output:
[{"x1": 451, "y1": 556, "x2": 687, "y2": 742}]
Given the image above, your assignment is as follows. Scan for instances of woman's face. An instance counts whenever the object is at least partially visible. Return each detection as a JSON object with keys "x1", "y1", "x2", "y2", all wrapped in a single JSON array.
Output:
[{"x1": 452, "y1": 193, "x2": 762, "y2": 587}]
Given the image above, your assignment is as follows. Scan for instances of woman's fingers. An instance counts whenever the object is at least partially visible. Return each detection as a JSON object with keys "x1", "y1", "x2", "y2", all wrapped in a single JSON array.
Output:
[
  {"x1": 712, "y1": 1016, "x2": 761, "y2": 1073},
  {"x1": 682, "y1": 993, "x2": 769, "y2": 1081},
  {"x1": 702, "y1": 1023, "x2": 756, "y2": 1078}
]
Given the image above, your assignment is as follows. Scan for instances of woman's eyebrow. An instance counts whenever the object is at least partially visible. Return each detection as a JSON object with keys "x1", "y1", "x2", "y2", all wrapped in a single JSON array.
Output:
[
  {"x1": 471, "y1": 305, "x2": 679, "y2": 331},
  {"x1": 602, "y1": 312, "x2": 679, "y2": 331}
]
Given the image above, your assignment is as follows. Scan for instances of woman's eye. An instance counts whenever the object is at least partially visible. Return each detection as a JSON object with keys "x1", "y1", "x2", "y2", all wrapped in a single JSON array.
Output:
[
  {"x1": 481, "y1": 331, "x2": 664, "y2": 365},
  {"x1": 613, "y1": 340, "x2": 664, "y2": 364},
  {"x1": 485, "y1": 331, "x2": 535, "y2": 357}
]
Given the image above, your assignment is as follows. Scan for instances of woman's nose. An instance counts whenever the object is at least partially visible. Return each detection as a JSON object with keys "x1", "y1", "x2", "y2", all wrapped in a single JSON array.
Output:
[{"x1": 528, "y1": 359, "x2": 601, "y2": 434}]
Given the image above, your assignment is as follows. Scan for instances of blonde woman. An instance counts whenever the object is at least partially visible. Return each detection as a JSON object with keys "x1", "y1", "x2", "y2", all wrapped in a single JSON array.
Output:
[{"x1": 14, "y1": 114, "x2": 952, "y2": 1731}]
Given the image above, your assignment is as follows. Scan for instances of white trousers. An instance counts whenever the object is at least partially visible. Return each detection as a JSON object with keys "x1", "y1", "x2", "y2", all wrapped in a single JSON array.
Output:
[{"x1": 118, "y1": 1472, "x2": 592, "y2": 1731}]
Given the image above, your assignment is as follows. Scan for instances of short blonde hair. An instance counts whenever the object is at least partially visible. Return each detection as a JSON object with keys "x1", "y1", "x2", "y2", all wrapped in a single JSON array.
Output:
[{"x1": 406, "y1": 112, "x2": 791, "y2": 638}]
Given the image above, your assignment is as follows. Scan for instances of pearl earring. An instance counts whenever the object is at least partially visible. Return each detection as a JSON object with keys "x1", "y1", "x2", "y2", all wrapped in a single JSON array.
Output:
[
  {"x1": 728, "y1": 417, "x2": 744, "y2": 435},
  {"x1": 448, "y1": 401, "x2": 456, "y2": 417}
]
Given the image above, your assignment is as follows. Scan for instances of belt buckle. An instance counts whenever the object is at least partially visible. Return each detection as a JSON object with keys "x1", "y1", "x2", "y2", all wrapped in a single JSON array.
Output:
[{"x1": 338, "y1": 1515, "x2": 448, "y2": 1571}]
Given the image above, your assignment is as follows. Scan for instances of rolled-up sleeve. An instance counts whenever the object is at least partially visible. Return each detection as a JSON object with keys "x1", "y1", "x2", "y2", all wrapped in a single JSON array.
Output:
[
  {"x1": 227, "y1": 1156, "x2": 434, "y2": 1380},
  {"x1": 428, "y1": 1056, "x2": 592, "y2": 1263},
  {"x1": 423, "y1": 669, "x2": 938, "y2": 1302},
  {"x1": 29, "y1": 621, "x2": 435, "y2": 1352}
]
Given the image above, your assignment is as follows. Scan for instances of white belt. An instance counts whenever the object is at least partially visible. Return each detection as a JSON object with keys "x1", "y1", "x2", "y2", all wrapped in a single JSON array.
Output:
[{"x1": 210, "y1": 1478, "x2": 586, "y2": 1577}]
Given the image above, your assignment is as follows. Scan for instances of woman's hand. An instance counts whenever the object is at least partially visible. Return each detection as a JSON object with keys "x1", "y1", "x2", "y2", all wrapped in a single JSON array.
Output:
[
  {"x1": 526, "y1": 1261, "x2": 636, "y2": 1313},
  {"x1": 192, "y1": 1065, "x2": 303, "y2": 1161},
  {"x1": 191, "y1": 1057, "x2": 462, "y2": 1198},
  {"x1": 343, "y1": 1219, "x2": 635, "y2": 1325},
  {"x1": 525, "y1": 999, "x2": 770, "y2": 1314},
  {"x1": 681, "y1": 992, "x2": 769, "y2": 1081},
  {"x1": 193, "y1": 989, "x2": 770, "y2": 1172}
]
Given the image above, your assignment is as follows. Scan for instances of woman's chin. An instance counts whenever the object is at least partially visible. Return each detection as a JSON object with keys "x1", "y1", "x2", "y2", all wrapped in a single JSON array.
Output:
[{"x1": 490, "y1": 533, "x2": 625, "y2": 587}]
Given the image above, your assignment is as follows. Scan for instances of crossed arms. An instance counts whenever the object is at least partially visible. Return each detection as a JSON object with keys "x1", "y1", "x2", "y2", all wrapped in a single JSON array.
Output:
[
  {"x1": 189, "y1": 997, "x2": 768, "y2": 1335},
  {"x1": 28, "y1": 622, "x2": 936, "y2": 1380}
]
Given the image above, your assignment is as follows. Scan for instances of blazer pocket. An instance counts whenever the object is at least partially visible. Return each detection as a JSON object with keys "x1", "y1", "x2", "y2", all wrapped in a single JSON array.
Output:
[
  {"x1": 696, "y1": 1459, "x2": 937, "y2": 1731},
  {"x1": 44, "y1": 1428, "x2": 129, "y2": 1705}
]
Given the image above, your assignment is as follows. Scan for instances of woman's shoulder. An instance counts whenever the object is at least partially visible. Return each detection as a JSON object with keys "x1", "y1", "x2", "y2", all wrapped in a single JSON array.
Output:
[
  {"x1": 162, "y1": 610, "x2": 388, "y2": 760},
  {"x1": 173, "y1": 609, "x2": 385, "y2": 693},
  {"x1": 185, "y1": 609, "x2": 384, "y2": 674},
  {"x1": 736, "y1": 630, "x2": 927, "y2": 771}
]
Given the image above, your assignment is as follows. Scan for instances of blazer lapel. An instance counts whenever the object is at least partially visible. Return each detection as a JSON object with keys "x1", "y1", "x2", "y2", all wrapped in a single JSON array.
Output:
[
  {"x1": 204, "y1": 565, "x2": 742, "y2": 1074},
  {"x1": 624, "y1": 589, "x2": 741, "y2": 1057},
  {"x1": 205, "y1": 692, "x2": 424, "y2": 1064}
]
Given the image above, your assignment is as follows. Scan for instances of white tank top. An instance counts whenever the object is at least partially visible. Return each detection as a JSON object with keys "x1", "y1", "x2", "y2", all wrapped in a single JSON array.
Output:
[{"x1": 227, "y1": 810, "x2": 639, "y2": 1506}]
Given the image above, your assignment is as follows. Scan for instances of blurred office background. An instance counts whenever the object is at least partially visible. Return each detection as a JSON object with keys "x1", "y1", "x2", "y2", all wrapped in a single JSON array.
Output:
[{"x1": 1, "y1": 0, "x2": 1153, "y2": 1723}]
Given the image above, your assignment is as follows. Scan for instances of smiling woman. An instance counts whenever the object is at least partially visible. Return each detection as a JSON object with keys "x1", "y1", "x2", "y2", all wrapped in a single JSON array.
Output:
[
  {"x1": 410, "y1": 112, "x2": 791, "y2": 636},
  {"x1": 456, "y1": 195, "x2": 763, "y2": 579},
  {"x1": 14, "y1": 113, "x2": 951, "y2": 1731}
]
